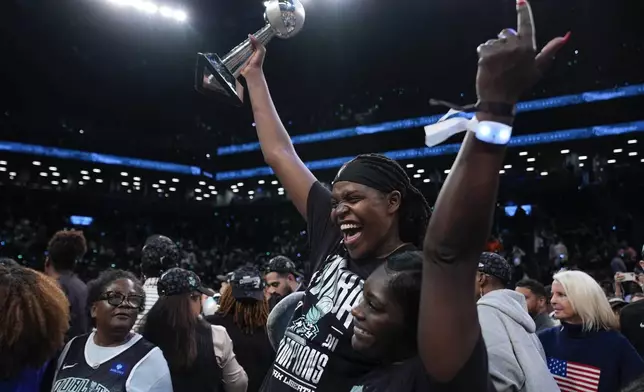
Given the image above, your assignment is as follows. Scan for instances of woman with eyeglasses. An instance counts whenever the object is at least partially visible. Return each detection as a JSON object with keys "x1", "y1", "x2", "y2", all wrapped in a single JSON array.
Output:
[
  {"x1": 52, "y1": 269, "x2": 173, "y2": 392},
  {"x1": 141, "y1": 268, "x2": 248, "y2": 392}
]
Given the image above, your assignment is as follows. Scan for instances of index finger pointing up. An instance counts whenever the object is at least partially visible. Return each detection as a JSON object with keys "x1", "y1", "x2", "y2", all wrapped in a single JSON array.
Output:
[{"x1": 517, "y1": 0, "x2": 537, "y2": 50}]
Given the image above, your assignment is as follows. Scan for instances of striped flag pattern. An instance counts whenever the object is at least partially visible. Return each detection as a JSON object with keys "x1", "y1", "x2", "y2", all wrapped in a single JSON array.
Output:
[{"x1": 547, "y1": 357, "x2": 601, "y2": 392}]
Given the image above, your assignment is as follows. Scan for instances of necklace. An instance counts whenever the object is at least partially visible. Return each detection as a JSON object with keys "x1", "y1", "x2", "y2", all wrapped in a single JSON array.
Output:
[{"x1": 379, "y1": 242, "x2": 412, "y2": 259}]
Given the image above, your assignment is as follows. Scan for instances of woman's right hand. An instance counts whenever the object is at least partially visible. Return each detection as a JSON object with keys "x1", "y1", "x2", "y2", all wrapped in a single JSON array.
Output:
[{"x1": 241, "y1": 35, "x2": 267, "y2": 81}]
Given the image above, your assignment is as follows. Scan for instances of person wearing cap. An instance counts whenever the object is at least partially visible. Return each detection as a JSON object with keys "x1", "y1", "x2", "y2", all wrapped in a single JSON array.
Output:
[
  {"x1": 207, "y1": 267, "x2": 274, "y2": 392},
  {"x1": 264, "y1": 256, "x2": 302, "y2": 309},
  {"x1": 140, "y1": 268, "x2": 248, "y2": 392},
  {"x1": 133, "y1": 235, "x2": 180, "y2": 332},
  {"x1": 476, "y1": 252, "x2": 558, "y2": 392}
]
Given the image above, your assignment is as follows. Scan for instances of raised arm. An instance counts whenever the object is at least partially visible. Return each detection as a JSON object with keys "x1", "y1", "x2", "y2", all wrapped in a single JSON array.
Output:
[
  {"x1": 419, "y1": 0, "x2": 568, "y2": 382},
  {"x1": 241, "y1": 36, "x2": 317, "y2": 219}
]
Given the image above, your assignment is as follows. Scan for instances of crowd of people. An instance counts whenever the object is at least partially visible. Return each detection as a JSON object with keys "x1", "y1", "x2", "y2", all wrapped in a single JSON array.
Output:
[{"x1": 4, "y1": 2, "x2": 644, "y2": 392}]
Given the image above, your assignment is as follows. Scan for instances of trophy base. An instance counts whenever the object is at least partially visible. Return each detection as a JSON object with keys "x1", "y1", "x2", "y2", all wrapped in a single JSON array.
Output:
[{"x1": 195, "y1": 52, "x2": 245, "y2": 106}]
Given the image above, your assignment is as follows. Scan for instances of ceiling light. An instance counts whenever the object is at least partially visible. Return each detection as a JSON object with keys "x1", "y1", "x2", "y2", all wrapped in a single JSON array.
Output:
[
  {"x1": 628, "y1": 140, "x2": 637, "y2": 144},
  {"x1": 527, "y1": 158, "x2": 536, "y2": 162},
  {"x1": 9, "y1": 172, "x2": 16, "y2": 176},
  {"x1": 504, "y1": 165, "x2": 512, "y2": 169},
  {"x1": 135, "y1": 186, "x2": 141, "y2": 191},
  {"x1": 196, "y1": 196, "x2": 203, "y2": 201},
  {"x1": 51, "y1": 180, "x2": 59, "y2": 185},
  {"x1": 560, "y1": 149, "x2": 570, "y2": 154},
  {"x1": 0, "y1": 167, "x2": 6, "y2": 172},
  {"x1": 121, "y1": 172, "x2": 128, "y2": 176},
  {"x1": 152, "y1": 184, "x2": 159, "y2": 188},
  {"x1": 248, "y1": 190, "x2": 255, "y2": 195},
  {"x1": 0, "y1": 160, "x2": 6, "y2": 165},
  {"x1": 237, "y1": 182, "x2": 244, "y2": 187},
  {"x1": 258, "y1": 180, "x2": 265, "y2": 185},
  {"x1": 40, "y1": 172, "x2": 48, "y2": 177},
  {"x1": 527, "y1": 167, "x2": 535, "y2": 172},
  {"x1": 78, "y1": 181, "x2": 85, "y2": 185},
  {"x1": 413, "y1": 174, "x2": 421, "y2": 178},
  {"x1": 614, "y1": 149, "x2": 623, "y2": 153},
  {"x1": 278, "y1": 187, "x2": 284, "y2": 192},
  {"x1": 195, "y1": 189, "x2": 202, "y2": 193},
  {"x1": 519, "y1": 152, "x2": 528, "y2": 156},
  {"x1": 172, "y1": 178, "x2": 179, "y2": 183},
  {"x1": 204, "y1": 193, "x2": 210, "y2": 198},
  {"x1": 52, "y1": 172, "x2": 60, "y2": 177},
  {"x1": 444, "y1": 169, "x2": 451, "y2": 174},
  {"x1": 199, "y1": 181, "x2": 206, "y2": 186},
  {"x1": 96, "y1": 179, "x2": 104, "y2": 183},
  {"x1": 128, "y1": 189, "x2": 133, "y2": 194},
  {"x1": 271, "y1": 180, "x2": 278, "y2": 185},
  {"x1": 169, "y1": 187, "x2": 176, "y2": 192},
  {"x1": 579, "y1": 156, "x2": 588, "y2": 161},
  {"x1": 133, "y1": 182, "x2": 140, "y2": 186},
  {"x1": 209, "y1": 185, "x2": 215, "y2": 190},
  {"x1": 121, "y1": 182, "x2": 129, "y2": 186},
  {"x1": 607, "y1": 159, "x2": 616, "y2": 164},
  {"x1": 93, "y1": 168, "x2": 101, "y2": 173},
  {"x1": 212, "y1": 191, "x2": 218, "y2": 195},
  {"x1": 82, "y1": 176, "x2": 90, "y2": 180},
  {"x1": 417, "y1": 169, "x2": 425, "y2": 173},
  {"x1": 499, "y1": 170, "x2": 505, "y2": 174},
  {"x1": 81, "y1": 170, "x2": 89, "y2": 175},
  {"x1": 33, "y1": 161, "x2": 41, "y2": 166},
  {"x1": 62, "y1": 179, "x2": 69, "y2": 184},
  {"x1": 423, "y1": 178, "x2": 430, "y2": 183},
  {"x1": 250, "y1": 196, "x2": 254, "y2": 200},
  {"x1": 406, "y1": 164, "x2": 414, "y2": 168},
  {"x1": 134, "y1": 177, "x2": 141, "y2": 181},
  {"x1": 540, "y1": 172, "x2": 548, "y2": 176},
  {"x1": 629, "y1": 152, "x2": 638, "y2": 156},
  {"x1": 157, "y1": 188, "x2": 163, "y2": 193},
  {"x1": 231, "y1": 185, "x2": 237, "y2": 189},
  {"x1": 232, "y1": 189, "x2": 239, "y2": 193},
  {"x1": 49, "y1": 166, "x2": 57, "y2": 171},
  {"x1": 579, "y1": 163, "x2": 584, "y2": 167},
  {"x1": 159, "y1": 180, "x2": 166, "y2": 184}
]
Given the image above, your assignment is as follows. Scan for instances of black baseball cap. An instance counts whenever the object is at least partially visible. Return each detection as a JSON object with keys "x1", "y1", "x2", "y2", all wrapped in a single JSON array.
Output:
[
  {"x1": 157, "y1": 268, "x2": 215, "y2": 297},
  {"x1": 478, "y1": 252, "x2": 512, "y2": 285},
  {"x1": 230, "y1": 267, "x2": 265, "y2": 301},
  {"x1": 266, "y1": 256, "x2": 301, "y2": 277}
]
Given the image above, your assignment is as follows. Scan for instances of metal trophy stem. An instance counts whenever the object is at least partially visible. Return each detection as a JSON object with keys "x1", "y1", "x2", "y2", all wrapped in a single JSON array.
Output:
[{"x1": 195, "y1": 0, "x2": 305, "y2": 106}]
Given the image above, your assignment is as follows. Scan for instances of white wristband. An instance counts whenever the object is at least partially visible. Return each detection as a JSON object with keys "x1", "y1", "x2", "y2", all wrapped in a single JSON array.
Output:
[{"x1": 469, "y1": 120, "x2": 513, "y2": 145}]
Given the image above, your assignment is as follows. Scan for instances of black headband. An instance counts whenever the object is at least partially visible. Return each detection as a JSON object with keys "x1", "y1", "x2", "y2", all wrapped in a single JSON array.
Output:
[{"x1": 333, "y1": 156, "x2": 408, "y2": 196}]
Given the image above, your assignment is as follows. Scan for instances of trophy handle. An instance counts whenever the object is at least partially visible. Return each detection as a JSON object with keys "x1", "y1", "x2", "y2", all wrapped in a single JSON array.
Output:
[{"x1": 221, "y1": 24, "x2": 276, "y2": 78}]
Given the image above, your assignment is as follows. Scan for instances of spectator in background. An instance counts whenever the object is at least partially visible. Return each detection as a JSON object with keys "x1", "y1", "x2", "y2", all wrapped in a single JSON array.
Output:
[
  {"x1": 0, "y1": 263, "x2": 70, "y2": 392},
  {"x1": 612, "y1": 248, "x2": 628, "y2": 274},
  {"x1": 476, "y1": 253, "x2": 558, "y2": 392},
  {"x1": 539, "y1": 270, "x2": 644, "y2": 392},
  {"x1": 134, "y1": 234, "x2": 180, "y2": 332},
  {"x1": 549, "y1": 236, "x2": 568, "y2": 268},
  {"x1": 516, "y1": 278, "x2": 558, "y2": 332},
  {"x1": 264, "y1": 255, "x2": 302, "y2": 309},
  {"x1": 208, "y1": 266, "x2": 273, "y2": 392},
  {"x1": 620, "y1": 291, "x2": 644, "y2": 358},
  {"x1": 44, "y1": 229, "x2": 90, "y2": 340}
]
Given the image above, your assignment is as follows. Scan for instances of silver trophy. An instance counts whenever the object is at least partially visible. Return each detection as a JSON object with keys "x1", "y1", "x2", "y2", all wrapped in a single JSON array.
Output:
[{"x1": 195, "y1": 0, "x2": 305, "y2": 106}]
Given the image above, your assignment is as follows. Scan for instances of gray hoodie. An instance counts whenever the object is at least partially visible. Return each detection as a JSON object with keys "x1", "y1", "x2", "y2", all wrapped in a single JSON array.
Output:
[{"x1": 477, "y1": 289, "x2": 560, "y2": 392}]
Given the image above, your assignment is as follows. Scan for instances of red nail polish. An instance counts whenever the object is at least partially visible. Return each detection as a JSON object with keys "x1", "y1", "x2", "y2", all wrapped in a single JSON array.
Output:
[
  {"x1": 516, "y1": 0, "x2": 526, "y2": 6},
  {"x1": 562, "y1": 31, "x2": 572, "y2": 42}
]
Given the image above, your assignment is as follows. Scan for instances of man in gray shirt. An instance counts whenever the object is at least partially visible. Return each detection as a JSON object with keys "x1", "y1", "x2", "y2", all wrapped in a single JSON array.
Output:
[{"x1": 515, "y1": 278, "x2": 558, "y2": 332}]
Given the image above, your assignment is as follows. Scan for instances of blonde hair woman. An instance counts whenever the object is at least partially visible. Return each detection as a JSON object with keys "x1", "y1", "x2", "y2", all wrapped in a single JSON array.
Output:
[{"x1": 539, "y1": 270, "x2": 644, "y2": 392}]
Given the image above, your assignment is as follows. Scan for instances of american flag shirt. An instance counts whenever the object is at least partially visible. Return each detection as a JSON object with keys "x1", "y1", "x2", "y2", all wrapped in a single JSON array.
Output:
[{"x1": 548, "y1": 357, "x2": 600, "y2": 392}]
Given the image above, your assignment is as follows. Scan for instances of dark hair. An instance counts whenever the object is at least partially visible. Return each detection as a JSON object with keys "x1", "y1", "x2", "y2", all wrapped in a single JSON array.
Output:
[
  {"x1": 383, "y1": 250, "x2": 424, "y2": 340},
  {"x1": 622, "y1": 374, "x2": 644, "y2": 392},
  {"x1": 47, "y1": 230, "x2": 87, "y2": 271},
  {"x1": 0, "y1": 257, "x2": 19, "y2": 267},
  {"x1": 347, "y1": 154, "x2": 431, "y2": 248},
  {"x1": 218, "y1": 286, "x2": 269, "y2": 334},
  {"x1": 0, "y1": 264, "x2": 70, "y2": 379},
  {"x1": 140, "y1": 294, "x2": 211, "y2": 371},
  {"x1": 87, "y1": 269, "x2": 144, "y2": 314},
  {"x1": 141, "y1": 235, "x2": 180, "y2": 278},
  {"x1": 632, "y1": 292, "x2": 644, "y2": 300},
  {"x1": 516, "y1": 279, "x2": 548, "y2": 299}
]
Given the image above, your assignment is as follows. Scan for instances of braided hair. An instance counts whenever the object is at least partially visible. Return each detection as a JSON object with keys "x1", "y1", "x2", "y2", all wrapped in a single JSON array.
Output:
[{"x1": 339, "y1": 154, "x2": 431, "y2": 248}]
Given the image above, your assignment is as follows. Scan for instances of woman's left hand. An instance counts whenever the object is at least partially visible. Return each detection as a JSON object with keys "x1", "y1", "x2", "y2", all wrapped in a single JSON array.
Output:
[{"x1": 476, "y1": 0, "x2": 570, "y2": 106}]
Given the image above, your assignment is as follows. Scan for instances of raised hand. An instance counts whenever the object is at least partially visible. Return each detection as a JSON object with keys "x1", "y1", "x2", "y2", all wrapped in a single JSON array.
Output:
[
  {"x1": 476, "y1": 0, "x2": 570, "y2": 106},
  {"x1": 240, "y1": 34, "x2": 267, "y2": 80}
]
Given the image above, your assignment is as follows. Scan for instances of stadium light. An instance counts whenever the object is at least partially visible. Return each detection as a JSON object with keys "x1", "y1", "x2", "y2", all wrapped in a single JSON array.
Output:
[{"x1": 107, "y1": 0, "x2": 187, "y2": 22}]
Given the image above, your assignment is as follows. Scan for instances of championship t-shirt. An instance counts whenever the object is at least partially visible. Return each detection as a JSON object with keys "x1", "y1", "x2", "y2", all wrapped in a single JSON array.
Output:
[{"x1": 260, "y1": 182, "x2": 416, "y2": 392}]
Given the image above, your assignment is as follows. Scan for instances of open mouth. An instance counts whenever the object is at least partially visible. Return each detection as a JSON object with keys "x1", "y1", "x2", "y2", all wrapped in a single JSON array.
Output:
[
  {"x1": 353, "y1": 324, "x2": 373, "y2": 339},
  {"x1": 340, "y1": 223, "x2": 363, "y2": 246},
  {"x1": 113, "y1": 312, "x2": 133, "y2": 320}
]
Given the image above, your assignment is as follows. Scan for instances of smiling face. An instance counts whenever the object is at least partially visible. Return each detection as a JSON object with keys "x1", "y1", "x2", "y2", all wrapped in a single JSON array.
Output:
[
  {"x1": 350, "y1": 265, "x2": 410, "y2": 361},
  {"x1": 92, "y1": 278, "x2": 143, "y2": 338},
  {"x1": 331, "y1": 181, "x2": 401, "y2": 260}
]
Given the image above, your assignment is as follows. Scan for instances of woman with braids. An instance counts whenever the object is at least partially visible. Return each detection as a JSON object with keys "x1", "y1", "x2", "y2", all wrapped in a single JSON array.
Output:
[
  {"x1": 240, "y1": 0, "x2": 568, "y2": 390},
  {"x1": 140, "y1": 268, "x2": 248, "y2": 392},
  {"x1": 52, "y1": 269, "x2": 172, "y2": 392},
  {"x1": 0, "y1": 263, "x2": 69, "y2": 392},
  {"x1": 207, "y1": 266, "x2": 274, "y2": 392}
]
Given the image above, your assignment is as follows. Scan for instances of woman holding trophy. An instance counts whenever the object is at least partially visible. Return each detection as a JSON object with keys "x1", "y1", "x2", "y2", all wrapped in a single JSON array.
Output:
[{"x1": 239, "y1": 0, "x2": 568, "y2": 390}]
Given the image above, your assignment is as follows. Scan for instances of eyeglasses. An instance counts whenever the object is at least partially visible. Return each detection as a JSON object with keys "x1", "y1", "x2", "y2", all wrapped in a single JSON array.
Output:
[{"x1": 98, "y1": 291, "x2": 145, "y2": 310}]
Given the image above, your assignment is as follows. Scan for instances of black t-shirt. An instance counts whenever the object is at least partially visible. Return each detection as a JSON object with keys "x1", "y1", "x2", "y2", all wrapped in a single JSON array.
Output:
[
  {"x1": 620, "y1": 300, "x2": 644, "y2": 358},
  {"x1": 260, "y1": 182, "x2": 416, "y2": 392},
  {"x1": 58, "y1": 272, "x2": 90, "y2": 341},
  {"x1": 350, "y1": 335, "x2": 495, "y2": 392},
  {"x1": 207, "y1": 313, "x2": 275, "y2": 392}
]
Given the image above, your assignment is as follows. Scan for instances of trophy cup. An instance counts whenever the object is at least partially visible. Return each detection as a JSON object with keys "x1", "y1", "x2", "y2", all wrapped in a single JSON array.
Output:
[{"x1": 195, "y1": 0, "x2": 305, "y2": 106}]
